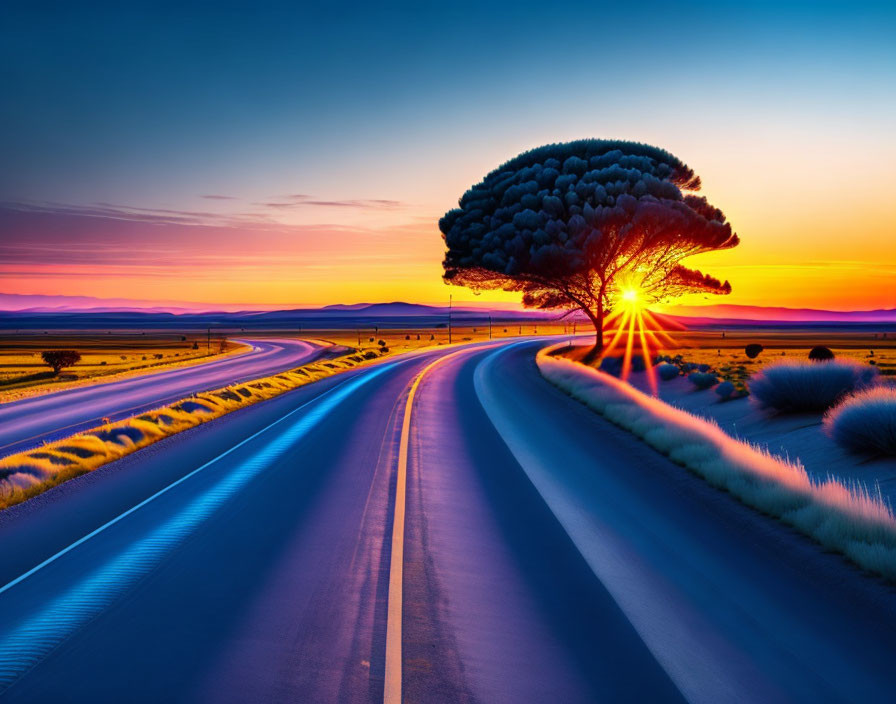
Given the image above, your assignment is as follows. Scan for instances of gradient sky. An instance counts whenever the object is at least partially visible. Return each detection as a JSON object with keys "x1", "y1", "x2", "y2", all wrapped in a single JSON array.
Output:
[{"x1": 2, "y1": 1, "x2": 894, "y2": 310}]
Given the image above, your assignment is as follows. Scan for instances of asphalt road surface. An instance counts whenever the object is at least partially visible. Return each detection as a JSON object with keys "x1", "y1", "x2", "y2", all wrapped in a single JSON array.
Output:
[
  {"x1": 0, "y1": 339, "x2": 894, "y2": 702},
  {"x1": 0, "y1": 338, "x2": 322, "y2": 456}
]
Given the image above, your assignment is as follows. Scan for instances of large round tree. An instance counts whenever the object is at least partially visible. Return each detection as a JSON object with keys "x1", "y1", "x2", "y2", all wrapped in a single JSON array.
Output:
[{"x1": 440, "y1": 139, "x2": 739, "y2": 356}]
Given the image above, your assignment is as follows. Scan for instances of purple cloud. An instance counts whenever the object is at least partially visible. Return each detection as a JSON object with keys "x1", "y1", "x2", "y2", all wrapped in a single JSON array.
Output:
[{"x1": 255, "y1": 197, "x2": 404, "y2": 210}]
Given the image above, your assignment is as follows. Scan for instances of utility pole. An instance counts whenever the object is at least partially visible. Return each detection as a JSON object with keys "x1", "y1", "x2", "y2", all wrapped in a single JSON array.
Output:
[
  {"x1": 448, "y1": 293, "x2": 453, "y2": 344},
  {"x1": 357, "y1": 329, "x2": 361, "y2": 347}
]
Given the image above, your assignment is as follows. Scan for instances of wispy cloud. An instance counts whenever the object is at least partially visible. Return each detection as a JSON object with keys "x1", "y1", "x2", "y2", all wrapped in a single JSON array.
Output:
[
  {"x1": 200, "y1": 194, "x2": 237, "y2": 200},
  {"x1": 1, "y1": 200, "x2": 280, "y2": 229},
  {"x1": 256, "y1": 195, "x2": 405, "y2": 210},
  {"x1": 0, "y1": 200, "x2": 436, "y2": 279}
]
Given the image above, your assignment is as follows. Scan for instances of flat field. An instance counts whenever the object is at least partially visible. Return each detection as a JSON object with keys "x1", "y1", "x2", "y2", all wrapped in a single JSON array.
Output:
[
  {"x1": 654, "y1": 329, "x2": 895, "y2": 393},
  {"x1": 319, "y1": 323, "x2": 896, "y2": 377},
  {"x1": 2, "y1": 322, "x2": 891, "y2": 402},
  {"x1": 310, "y1": 321, "x2": 573, "y2": 353},
  {"x1": 660, "y1": 329, "x2": 894, "y2": 369},
  {"x1": 0, "y1": 333, "x2": 246, "y2": 400}
]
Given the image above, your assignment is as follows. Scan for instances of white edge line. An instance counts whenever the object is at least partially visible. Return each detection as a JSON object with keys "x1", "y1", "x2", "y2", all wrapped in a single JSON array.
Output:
[{"x1": 0, "y1": 362, "x2": 394, "y2": 597}]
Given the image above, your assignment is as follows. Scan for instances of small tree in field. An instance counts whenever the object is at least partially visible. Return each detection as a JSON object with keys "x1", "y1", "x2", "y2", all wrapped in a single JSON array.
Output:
[
  {"x1": 440, "y1": 139, "x2": 739, "y2": 358},
  {"x1": 41, "y1": 350, "x2": 81, "y2": 374}
]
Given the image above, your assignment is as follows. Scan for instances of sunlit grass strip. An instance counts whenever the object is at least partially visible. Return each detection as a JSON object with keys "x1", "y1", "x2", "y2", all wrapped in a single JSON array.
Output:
[
  {"x1": 537, "y1": 343, "x2": 896, "y2": 581},
  {"x1": 0, "y1": 351, "x2": 381, "y2": 511}
]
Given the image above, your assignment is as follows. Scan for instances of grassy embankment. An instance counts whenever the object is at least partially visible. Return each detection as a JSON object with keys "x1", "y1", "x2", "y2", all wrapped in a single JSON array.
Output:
[
  {"x1": 0, "y1": 334, "x2": 247, "y2": 401},
  {"x1": 538, "y1": 343, "x2": 896, "y2": 581},
  {"x1": 0, "y1": 348, "x2": 390, "y2": 510}
]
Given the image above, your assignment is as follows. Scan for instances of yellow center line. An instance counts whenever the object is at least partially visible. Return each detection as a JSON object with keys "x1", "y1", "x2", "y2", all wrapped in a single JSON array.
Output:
[{"x1": 383, "y1": 348, "x2": 467, "y2": 704}]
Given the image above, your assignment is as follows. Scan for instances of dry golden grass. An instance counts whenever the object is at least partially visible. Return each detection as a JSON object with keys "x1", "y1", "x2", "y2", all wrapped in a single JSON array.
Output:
[
  {"x1": 0, "y1": 334, "x2": 247, "y2": 401},
  {"x1": 658, "y1": 329, "x2": 895, "y2": 373},
  {"x1": 572, "y1": 326, "x2": 895, "y2": 393},
  {"x1": 338, "y1": 324, "x2": 896, "y2": 375},
  {"x1": 652, "y1": 329, "x2": 895, "y2": 393},
  {"x1": 309, "y1": 321, "x2": 575, "y2": 352}
]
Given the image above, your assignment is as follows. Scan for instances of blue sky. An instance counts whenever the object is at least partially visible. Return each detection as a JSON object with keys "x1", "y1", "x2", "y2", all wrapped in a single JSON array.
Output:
[{"x1": 1, "y1": 1, "x2": 894, "y2": 307}]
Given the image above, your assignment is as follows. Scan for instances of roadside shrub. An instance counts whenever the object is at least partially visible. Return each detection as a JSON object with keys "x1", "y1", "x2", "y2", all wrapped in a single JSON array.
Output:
[
  {"x1": 750, "y1": 361, "x2": 878, "y2": 412},
  {"x1": 715, "y1": 380, "x2": 736, "y2": 399},
  {"x1": 688, "y1": 372, "x2": 719, "y2": 390},
  {"x1": 745, "y1": 343, "x2": 763, "y2": 359},
  {"x1": 41, "y1": 350, "x2": 81, "y2": 374},
  {"x1": 172, "y1": 400, "x2": 212, "y2": 414},
  {"x1": 657, "y1": 363, "x2": 680, "y2": 381},
  {"x1": 599, "y1": 355, "x2": 646, "y2": 376},
  {"x1": 825, "y1": 387, "x2": 896, "y2": 455},
  {"x1": 599, "y1": 357, "x2": 621, "y2": 374},
  {"x1": 809, "y1": 346, "x2": 834, "y2": 362},
  {"x1": 91, "y1": 426, "x2": 145, "y2": 444},
  {"x1": 54, "y1": 445, "x2": 96, "y2": 459}
]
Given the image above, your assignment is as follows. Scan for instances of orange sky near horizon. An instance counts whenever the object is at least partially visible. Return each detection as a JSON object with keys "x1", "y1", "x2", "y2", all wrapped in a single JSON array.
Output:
[
  {"x1": 3, "y1": 127, "x2": 895, "y2": 312},
  {"x1": 4, "y1": 172, "x2": 893, "y2": 312}
]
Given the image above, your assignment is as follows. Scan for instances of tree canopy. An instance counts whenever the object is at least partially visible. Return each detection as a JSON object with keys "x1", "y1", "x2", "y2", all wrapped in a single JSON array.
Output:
[
  {"x1": 439, "y1": 139, "x2": 739, "y2": 350},
  {"x1": 41, "y1": 350, "x2": 81, "y2": 374}
]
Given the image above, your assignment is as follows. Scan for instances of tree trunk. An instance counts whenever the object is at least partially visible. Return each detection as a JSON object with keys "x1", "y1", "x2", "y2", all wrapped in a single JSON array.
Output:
[{"x1": 581, "y1": 304, "x2": 604, "y2": 364}]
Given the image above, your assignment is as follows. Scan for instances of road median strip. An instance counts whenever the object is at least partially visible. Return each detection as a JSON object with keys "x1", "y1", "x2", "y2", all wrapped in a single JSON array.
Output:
[{"x1": 0, "y1": 348, "x2": 390, "y2": 511}]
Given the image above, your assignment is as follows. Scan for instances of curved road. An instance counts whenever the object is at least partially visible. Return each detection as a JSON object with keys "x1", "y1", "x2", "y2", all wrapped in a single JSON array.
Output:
[
  {"x1": 0, "y1": 338, "x2": 323, "y2": 456},
  {"x1": 0, "y1": 339, "x2": 894, "y2": 702}
]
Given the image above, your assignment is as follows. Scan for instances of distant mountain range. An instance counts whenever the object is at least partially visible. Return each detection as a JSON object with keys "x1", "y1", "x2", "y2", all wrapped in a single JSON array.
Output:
[
  {"x1": 0, "y1": 293, "x2": 272, "y2": 313},
  {"x1": 657, "y1": 304, "x2": 896, "y2": 324},
  {"x1": 0, "y1": 293, "x2": 893, "y2": 331},
  {"x1": 0, "y1": 294, "x2": 518, "y2": 317}
]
